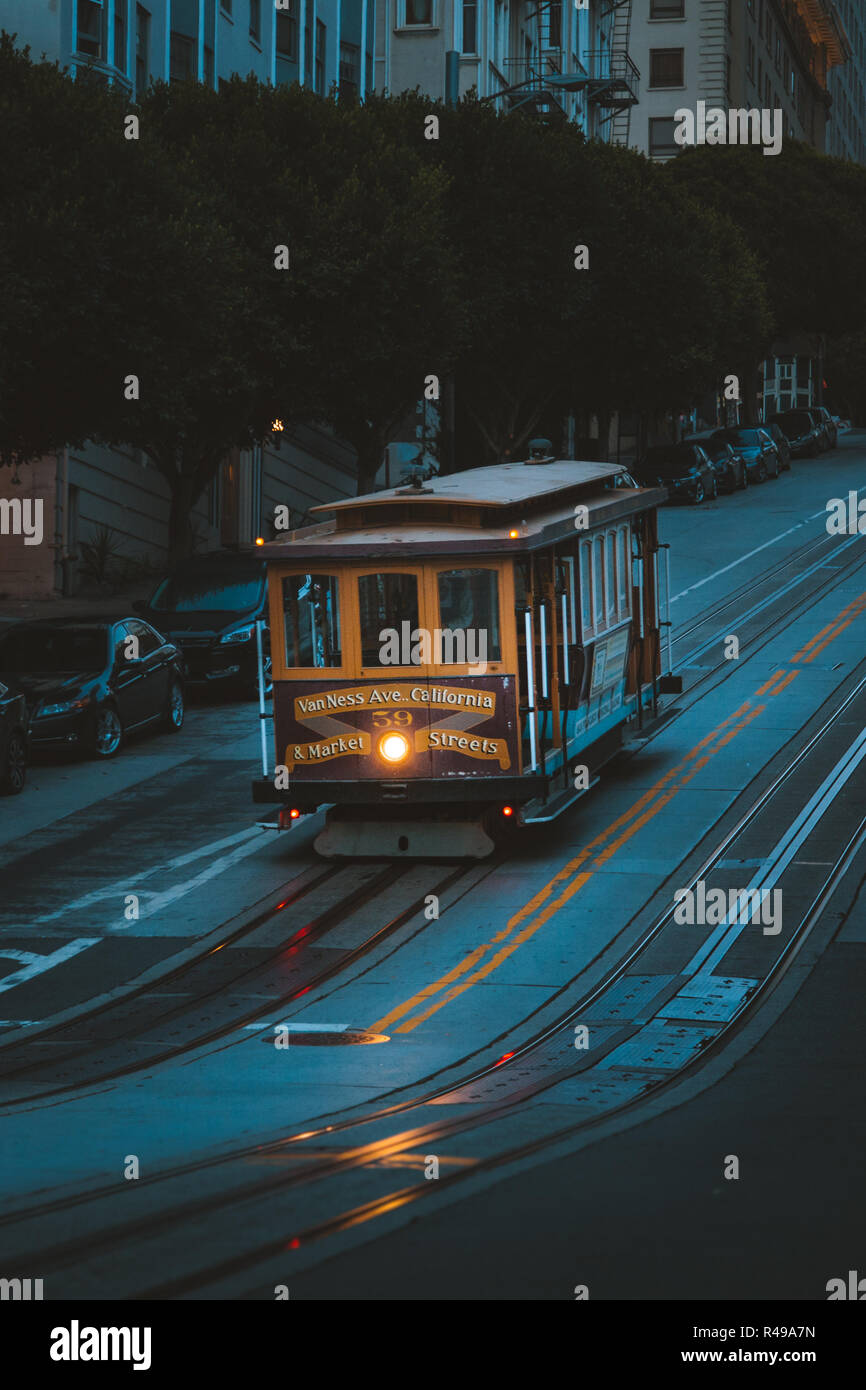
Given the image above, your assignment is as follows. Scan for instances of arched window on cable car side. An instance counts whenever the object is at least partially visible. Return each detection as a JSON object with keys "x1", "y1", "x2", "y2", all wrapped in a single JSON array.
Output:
[{"x1": 282, "y1": 573, "x2": 342, "y2": 669}]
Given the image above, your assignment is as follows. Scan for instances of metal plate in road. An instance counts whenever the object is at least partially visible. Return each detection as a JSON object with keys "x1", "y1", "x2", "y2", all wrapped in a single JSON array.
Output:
[
  {"x1": 598, "y1": 1018, "x2": 719, "y2": 1071},
  {"x1": 579, "y1": 974, "x2": 677, "y2": 1024},
  {"x1": 657, "y1": 974, "x2": 758, "y2": 1023}
]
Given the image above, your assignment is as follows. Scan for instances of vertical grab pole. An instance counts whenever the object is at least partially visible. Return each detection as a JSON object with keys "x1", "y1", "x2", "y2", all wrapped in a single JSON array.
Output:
[
  {"x1": 539, "y1": 600, "x2": 549, "y2": 699},
  {"x1": 664, "y1": 545, "x2": 673, "y2": 675},
  {"x1": 524, "y1": 607, "x2": 538, "y2": 772},
  {"x1": 256, "y1": 619, "x2": 268, "y2": 780},
  {"x1": 560, "y1": 591, "x2": 570, "y2": 686}
]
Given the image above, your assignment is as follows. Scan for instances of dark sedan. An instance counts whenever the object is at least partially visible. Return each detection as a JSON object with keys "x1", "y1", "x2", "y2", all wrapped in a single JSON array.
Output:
[
  {"x1": 813, "y1": 406, "x2": 838, "y2": 450},
  {"x1": 683, "y1": 435, "x2": 748, "y2": 494},
  {"x1": 768, "y1": 410, "x2": 820, "y2": 458},
  {"x1": 0, "y1": 679, "x2": 29, "y2": 794},
  {"x1": 762, "y1": 422, "x2": 792, "y2": 470},
  {"x1": 134, "y1": 554, "x2": 270, "y2": 699},
  {"x1": 711, "y1": 427, "x2": 780, "y2": 483},
  {"x1": 0, "y1": 618, "x2": 184, "y2": 759},
  {"x1": 634, "y1": 442, "x2": 717, "y2": 504}
]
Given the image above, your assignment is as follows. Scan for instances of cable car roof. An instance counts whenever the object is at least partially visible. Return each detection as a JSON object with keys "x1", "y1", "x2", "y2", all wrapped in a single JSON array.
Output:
[
  {"x1": 262, "y1": 460, "x2": 666, "y2": 561},
  {"x1": 315, "y1": 461, "x2": 624, "y2": 514}
]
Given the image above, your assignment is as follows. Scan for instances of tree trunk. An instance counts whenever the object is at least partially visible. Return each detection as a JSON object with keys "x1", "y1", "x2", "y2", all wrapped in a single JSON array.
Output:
[
  {"x1": 167, "y1": 471, "x2": 197, "y2": 568},
  {"x1": 740, "y1": 361, "x2": 760, "y2": 424}
]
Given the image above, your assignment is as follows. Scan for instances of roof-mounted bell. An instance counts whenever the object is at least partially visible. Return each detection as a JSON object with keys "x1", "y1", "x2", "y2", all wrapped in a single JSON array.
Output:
[{"x1": 526, "y1": 438, "x2": 555, "y2": 464}]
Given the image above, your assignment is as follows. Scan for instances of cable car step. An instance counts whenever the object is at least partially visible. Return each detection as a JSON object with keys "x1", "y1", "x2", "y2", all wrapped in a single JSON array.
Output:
[{"x1": 522, "y1": 777, "x2": 600, "y2": 824}]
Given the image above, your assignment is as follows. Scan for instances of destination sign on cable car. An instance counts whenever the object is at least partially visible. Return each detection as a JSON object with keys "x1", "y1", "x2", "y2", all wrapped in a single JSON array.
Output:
[{"x1": 276, "y1": 676, "x2": 519, "y2": 777}]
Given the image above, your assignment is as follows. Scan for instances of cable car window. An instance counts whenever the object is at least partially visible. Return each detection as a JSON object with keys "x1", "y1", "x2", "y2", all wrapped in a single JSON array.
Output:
[
  {"x1": 437, "y1": 569, "x2": 501, "y2": 662},
  {"x1": 282, "y1": 574, "x2": 341, "y2": 668},
  {"x1": 617, "y1": 527, "x2": 630, "y2": 616},
  {"x1": 593, "y1": 536, "x2": 605, "y2": 630},
  {"x1": 580, "y1": 542, "x2": 592, "y2": 636},
  {"x1": 358, "y1": 572, "x2": 419, "y2": 666},
  {"x1": 605, "y1": 535, "x2": 616, "y2": 622}
]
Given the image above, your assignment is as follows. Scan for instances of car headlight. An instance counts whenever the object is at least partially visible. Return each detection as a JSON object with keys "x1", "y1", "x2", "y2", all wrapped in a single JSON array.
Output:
[
  {"x1": 37, "y1": 695, "x2": 92, "y2": 718},
  {"x1": 378, "y1": 732, "x2": 410, "y2": 764},
  {"x1": 219, "y1": 625, "x2": 255, "y2": 645}
]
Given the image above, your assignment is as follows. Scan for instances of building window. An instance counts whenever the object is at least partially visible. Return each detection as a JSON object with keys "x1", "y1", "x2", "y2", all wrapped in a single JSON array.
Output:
[
  {"x1": 339, "y1": 40, "x2": 360, "y2": 98},
  {"x1": 77, "y1": 0, "x2": 106, "y2": 60},
  {"x1": 649, "y1": 117, "x2": 679, "y2": 157},
  {"x1": 403, "y1": 1, "x2": 434, "y2": 26},
  {"x1": 250, "y1": 0, "x2": 261, "y2": 43},
  {"x1": 114, "y1": 1, "x2": 127, "y2": 70},
  {"x1": 649, "y1": 49, "x2": 684, "y2": 88},
  {"x1": 277, "y1": 1, "x2": 298, "y2": 61},
  {"x1": 170, "y1": 31, "x2": 196, "y2": 81},
  {"x1": 315, "y1": 19, "x2": 326, "y2": 94},
  {"x1": 135, "y1": 5, "x2": 150, "y2": 91},
  {"x1": 462, "y1": 0, "x2": 478, "y2": 54},
  {"x1": 546, "y1": 0, "x2": 561, "y2": 49},
  {"x1": 650, "y1": 0, "x2": 684, "y2": 16}
]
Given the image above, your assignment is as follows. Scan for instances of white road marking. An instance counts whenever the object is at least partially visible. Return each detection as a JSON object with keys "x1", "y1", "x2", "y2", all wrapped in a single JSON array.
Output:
[
  {"x1": 670, "y1": 498, "x2": 863, "y2": 603},
  {"x1": 26, "y1": 825, "x2": 265, "y2": 926},
  {"x1": 683, "y1": 727, "x2": 866, "y2": 978},
  {"x1": 242, "y1": 1022, "x2": 350, "y2": 1031},
  {"x1": 104, "y1": 831, "x2": 270, "y2": 930},
  {"x1": 0, "y1": 939, "x2": 100, "y2": 995}
]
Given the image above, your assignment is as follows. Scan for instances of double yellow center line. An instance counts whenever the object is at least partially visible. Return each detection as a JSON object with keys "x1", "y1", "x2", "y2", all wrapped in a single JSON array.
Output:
[{"x1": 369, "y1": 589, "x2": 866, "y2": 1035}]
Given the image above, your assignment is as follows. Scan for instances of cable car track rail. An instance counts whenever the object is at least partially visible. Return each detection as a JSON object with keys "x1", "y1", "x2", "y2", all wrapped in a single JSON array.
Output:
[
  {"x1": 0, "y1": 860, "x2": 487, "y2": 1104},
  {"x1": 5, "y1": 663, "x2": 865, "y2": 1292}
]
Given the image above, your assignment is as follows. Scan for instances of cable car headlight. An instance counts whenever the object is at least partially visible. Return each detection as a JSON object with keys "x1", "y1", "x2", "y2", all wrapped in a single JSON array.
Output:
[{"x1": 378, "y1": 732, "x2": 410, "y2": 764}]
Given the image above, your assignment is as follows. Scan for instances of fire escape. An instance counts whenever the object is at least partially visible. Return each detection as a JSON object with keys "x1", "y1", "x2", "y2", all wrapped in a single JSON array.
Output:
[{"x1": 494, "y1": 1, "x2": 639, "y2": 143}]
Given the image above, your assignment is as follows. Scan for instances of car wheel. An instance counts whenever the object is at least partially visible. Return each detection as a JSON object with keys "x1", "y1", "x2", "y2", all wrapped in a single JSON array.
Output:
[
  {"x1": 739, "y1": 464, "x2": 749, "y2": 489},
  {"x1": 0, "y1": 730, "x2": 27, "y2": 795},
  {"x1": 164, "y1": 679, "x2": 184, "y2": 732},
  {"x1": 693, "y1": 482, "x2": 705, "y2": 505},
  {"x1": 757, "y1": 462, "x2": 768, "y2": 483},
  {"x1": 710, "y1": 475, "x2": 719, "y2": 499},
  {"x1": 88, "y1": 704, "x2": 124, "y2": 759}
]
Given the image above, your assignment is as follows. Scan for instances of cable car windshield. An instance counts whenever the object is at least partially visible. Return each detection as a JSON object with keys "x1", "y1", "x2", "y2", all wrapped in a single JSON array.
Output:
[{"x1": 282, "y1": 574, "x2": 341, "y2": 668}]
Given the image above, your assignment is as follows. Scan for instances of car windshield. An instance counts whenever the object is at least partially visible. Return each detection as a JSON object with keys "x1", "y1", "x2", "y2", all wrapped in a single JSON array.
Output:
[
  {"x1": 715, "y1": 429, "x2": 762, "y2": 446},
  {"x1": 0, "y1": 626, "x2": 107, "y2": 674},
  {"x1": 149, "y1": 573, "x2": 264, "y2": 613},
  {"x1": 643, "y1": 445, "x2": 695, "y2": 477},
  {"x1": 690, "y1": 440, "x2": 726, "y2": 462},
  {"x1": 775, "y1": 414, "x2": 812, "y2": 431}
]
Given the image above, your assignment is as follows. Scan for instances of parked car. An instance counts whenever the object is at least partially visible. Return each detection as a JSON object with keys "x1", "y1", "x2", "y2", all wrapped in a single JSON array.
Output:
[
  {"x1": 762, "y1": 422, "x2": 792, "y2": 470},
  {"x1": 683, "y1": 434, "x2": 748, "y2": 494},
  {"x1": 711, "y1": 427, "x2": 780, "y2": 482},
  {"x1": 768, "y1": 409, "x2": 821, "y2": 458},
  {"x1": 135, "y1": 552, "x2": 270, "y2": 699},
  {"x1": 0, "y1": 618, "x2": 184, "y2": 759},
  {"x1": 0, "y1": 678, "x2": 29, "y2": 794},
  {"x1": 813, "y1": 406, "x2": 837, "y2": 449},
  {"x1": 634, "y1": 442, "x2": 717, "y2": 504}
]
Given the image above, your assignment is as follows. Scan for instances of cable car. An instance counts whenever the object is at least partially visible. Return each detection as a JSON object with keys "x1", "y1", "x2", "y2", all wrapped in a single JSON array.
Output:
[{"x1": 252, "y1": 449, "x2": 677, "y2": 858}]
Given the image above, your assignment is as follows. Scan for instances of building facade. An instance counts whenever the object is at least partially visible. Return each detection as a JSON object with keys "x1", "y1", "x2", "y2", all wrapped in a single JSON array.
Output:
[
  {"x1": 374, "y1": 1, "x2": 640, "y2": 143},
  {"x1": 1, "y1": 1, "x2": 375, "y2": 101},
  {"x1": 628, "y1": 0, "x2": 850, "y2": 160},
  {"x1": 0, "y1": 1, "x2": 374, "y2": 597},
  {"x1": 826, "y1": 0, "x2": 866, "y2": 164}
]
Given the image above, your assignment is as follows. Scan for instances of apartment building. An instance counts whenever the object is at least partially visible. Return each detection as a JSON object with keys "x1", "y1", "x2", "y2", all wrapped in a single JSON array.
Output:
[
  {"x1": 0, "y1": 1, "x2": 373, "y2": 596},
  {"x1": 374, "y1": 1, "x2": 640, "y2": 143},
  {"x1": 629, "y1": 0, "x2": 849, "y2": 160},
  {"x1": 827, "y1": 0, "x2": 866, "y2": 164}
]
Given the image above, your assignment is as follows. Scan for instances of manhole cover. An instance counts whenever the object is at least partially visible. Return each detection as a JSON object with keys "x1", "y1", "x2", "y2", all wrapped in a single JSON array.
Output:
[{"x1": 259, "y1": 1025, "x2": 389, "y2": 1046}]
